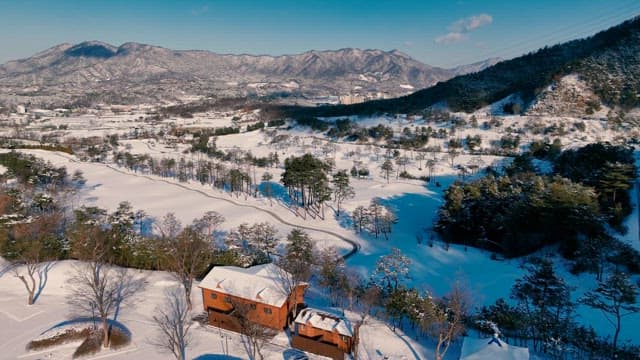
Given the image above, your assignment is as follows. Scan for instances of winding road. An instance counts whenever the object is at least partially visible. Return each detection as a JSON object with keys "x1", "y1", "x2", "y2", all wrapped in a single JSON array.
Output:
[{"x1": 33, "y1": 150, "x2": 361, "y2": 260}]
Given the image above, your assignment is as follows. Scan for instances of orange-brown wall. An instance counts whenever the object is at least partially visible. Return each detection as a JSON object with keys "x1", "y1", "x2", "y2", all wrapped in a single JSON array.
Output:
[
  {"x1": 297, "y1": 324, "x2": 352, "y2": 352},
  {"x1": 201, "y1": 285, "x2": 306, "y2": 330}
]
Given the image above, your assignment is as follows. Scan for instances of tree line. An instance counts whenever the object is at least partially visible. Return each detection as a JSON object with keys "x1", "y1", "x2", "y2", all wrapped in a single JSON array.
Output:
[{"x1": 436, "y1": 142, "x2": 638, "y2": 262}]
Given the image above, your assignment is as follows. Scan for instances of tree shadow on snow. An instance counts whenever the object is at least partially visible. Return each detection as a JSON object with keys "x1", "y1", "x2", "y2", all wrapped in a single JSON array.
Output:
[
  {"x1": 193, "y1": 355, "x2": 244, "y2": 360},
  {"x1": 283, "y1": 348, "x2": 310, "y2": 360},
  {"x1": 32, "y1": 261, "x2": 57, "y2": 303},
  {"x1": 258, "y1": 181, "x2": 291, "y2": 205}
]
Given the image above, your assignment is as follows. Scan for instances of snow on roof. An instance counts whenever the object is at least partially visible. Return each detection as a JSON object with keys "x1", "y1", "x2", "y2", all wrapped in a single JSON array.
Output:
[
  {"x1": 460, "y1": 337, "x2": 529, "y2": 360},
  {"x1": 198, "y1": 263, "x2": 291, "y2": 307},
  {"x1": 294, "y1": 308, "x2": 353, "y2": 337}
]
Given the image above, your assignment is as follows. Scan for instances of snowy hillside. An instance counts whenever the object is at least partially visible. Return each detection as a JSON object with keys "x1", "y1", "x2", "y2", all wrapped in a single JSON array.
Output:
[{"x1": 0, "y1": 102, "x2": 639, "y2": 359}]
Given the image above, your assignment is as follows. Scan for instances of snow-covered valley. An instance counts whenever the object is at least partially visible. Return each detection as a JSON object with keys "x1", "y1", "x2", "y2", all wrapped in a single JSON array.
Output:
[{"x1": 1, "y1": 102, "x2": 639, "y2": 360}]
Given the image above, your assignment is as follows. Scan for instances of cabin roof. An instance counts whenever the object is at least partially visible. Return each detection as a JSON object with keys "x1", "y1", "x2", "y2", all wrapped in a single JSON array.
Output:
[
  {"x1": 294, "y1": 308, "x2": 353, "y2": 337},
  {"x1": 199, "y1": 263, "x2": 293, "y2": 307}
]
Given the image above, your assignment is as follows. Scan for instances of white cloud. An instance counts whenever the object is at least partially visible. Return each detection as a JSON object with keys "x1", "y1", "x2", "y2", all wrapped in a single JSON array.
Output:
[
  {"x1": 450, "y1": 14, "x2": 493, "y2": 33},
  {"x1": 434, "y1": 13, "x2": 492, "y2": 45},
  {"x1": 435, "y1": 32, "x2": 467, "y2": 45}
]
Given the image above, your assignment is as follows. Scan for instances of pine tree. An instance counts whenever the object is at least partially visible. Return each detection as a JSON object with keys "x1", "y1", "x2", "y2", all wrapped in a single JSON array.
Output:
[
  {"x1": 511, "y1": 257, "x2": 573, "y2": 351},
  {"x1": 277, "y1": 229, "x2": 314, "y2": 319},
  {"x1": 352, "y1": 206, "x2": 368, "y2": 234},
  {"x1": 381, "y1": 159, "x2": 394, "y2": 183},
  {"x1": 331, "y1": 170, "x2": 355, "y2": 216},
  {"x1": 580, "y1": 270, "x2": 639, "y2": 351},
  {"x1": 108, "y1": 201, "x2": 137, "y2": 266},
  {"x1": 261, "y1": 172, "x2": 274, "y2": 206}
]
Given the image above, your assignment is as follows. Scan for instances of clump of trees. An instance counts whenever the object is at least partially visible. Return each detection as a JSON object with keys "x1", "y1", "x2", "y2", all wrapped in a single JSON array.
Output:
[
  {"x1": 352, "y1": 199, "x2": 397, "y2": 240},
  {"x1": 553, "y1": 143, "x2": 636, "y2": 228},
  {"x1": 436, "y1": 173, "x2": 601, "y2": 257},
  {"x1": 475, "y1": 256, "x2": 640, "y2": 359},
  {"x1": 436, "y1": 143, "x2": 638, "y2": 259},
  {"x1": 281, "y1": 154, "x2": 331, "y2": 218},
  {"x1": 0, "y1": 152, "x2": 84, "y2": 305},
  {"x1": 224, "y1": 222, "x2": 278, "y2": 266}
]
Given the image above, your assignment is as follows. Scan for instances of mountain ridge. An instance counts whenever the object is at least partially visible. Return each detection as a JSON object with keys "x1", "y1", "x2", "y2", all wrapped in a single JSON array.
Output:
[
  {"x1": 0, "y1": 42, "x2": 500, "y2": 107},
  {"x1": 285, "y1": 16, "x2": 640, "y2": 118}
]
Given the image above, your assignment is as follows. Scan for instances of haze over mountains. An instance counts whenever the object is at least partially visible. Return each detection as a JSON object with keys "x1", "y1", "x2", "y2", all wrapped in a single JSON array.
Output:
[{"x1": 0, "y1": 41, "x2": 500, "y2": 107}]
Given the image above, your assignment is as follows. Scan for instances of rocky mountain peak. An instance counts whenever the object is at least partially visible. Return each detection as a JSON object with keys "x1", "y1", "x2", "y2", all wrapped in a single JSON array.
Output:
[{"x1": 63, "y1": 41, "x2": 117, "y2": 59}]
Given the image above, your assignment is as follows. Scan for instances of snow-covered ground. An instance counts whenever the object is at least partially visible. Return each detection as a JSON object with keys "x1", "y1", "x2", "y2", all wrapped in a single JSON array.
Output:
[
  {"x1": 0, "y1": 260, "x2": 339, "y2": 359},
  {"x1": 1, "y1": 109, "x2": 639, "y2": 359}
]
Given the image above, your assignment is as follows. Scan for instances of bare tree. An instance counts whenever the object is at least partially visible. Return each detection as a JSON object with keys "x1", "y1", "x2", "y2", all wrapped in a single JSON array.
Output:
[
  {"x1": 416, "y1": 152, "x2": 426, "y2": 170},
  {"x1": 151, "y1": 287, "x2": 193, "y2": 360},
  {"x1": 338, "y1": 267, "x2": 363, "y2": 312},
  {"x1": 192, "y1": 211, "x2": 225, "y2": 242},
  {"x1": 231, "y1": 300, "x2": 276, "y2": 360},
  {"x1": 379, "y1": 210, "x2": 398, "y2": 241},
  {"x1": 371, "y1": 247, "x2": 410, "y2": 291},
  {"x1": 316, "y1": 247, "x2": 346, "y2": 306},
  {"x1": 447, "y1": 148, "x2": 459, "y2": 167},
  {"x1": 10, "y1": 214, "x2": 61, "y2": 304},
  {"x1": 166, "y1": 226, "x2": 213, "y2": 310},
  {"x1": 249, "y1": 222, "x2": 278, "y2": 257},
  {"x1": 420, "y1": 282, "x2": 470, "y2": 360},
  {"x1": 68, "y1": 262, "x2": 142, "y2": 347},
  {"x1": 156, "y1": 212, "x2": 182, "y2": 240},
  {"x1": 426, "y1": 159, "x2": 437, "y2": 183}
]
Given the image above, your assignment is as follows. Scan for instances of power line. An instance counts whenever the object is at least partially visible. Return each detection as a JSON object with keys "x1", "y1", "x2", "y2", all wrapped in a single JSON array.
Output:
[
  {"x1": 458, "y1": 7, "x2": 638, "y2": 64},
  {"x1": 494, "y1": 9, "x2": 639, "y2": 59},
  {"x1": 451, "y1": 2, "x2": 640, "y2": 66}
]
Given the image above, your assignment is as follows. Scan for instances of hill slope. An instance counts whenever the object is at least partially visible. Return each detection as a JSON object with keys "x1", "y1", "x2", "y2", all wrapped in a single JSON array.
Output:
[{"x1": 289, "y1": 16, "x2": 640, "y2": 117}]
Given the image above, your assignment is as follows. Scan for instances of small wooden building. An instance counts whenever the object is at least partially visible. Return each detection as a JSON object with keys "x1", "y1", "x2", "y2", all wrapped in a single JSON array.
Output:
[
  {"x1": 292, "y1": 308, "x2": 354, "y2": 360},
  {"x1": 199, "y1": 263, "x2": 306, "y2": 332}
]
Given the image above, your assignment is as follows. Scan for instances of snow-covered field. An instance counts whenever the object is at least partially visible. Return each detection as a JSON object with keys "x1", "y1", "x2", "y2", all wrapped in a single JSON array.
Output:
[
  {"x1": 0, "y1": 260, "x2": 339, "y2": 359},
  {"x1": 1, "y1": 106, "x2": 639, "y2": 359}
]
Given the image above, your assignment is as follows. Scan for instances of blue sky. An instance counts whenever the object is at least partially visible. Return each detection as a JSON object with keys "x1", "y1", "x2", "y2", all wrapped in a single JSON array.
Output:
[{"x1": 0, "y1": 0, "x2": 638, "y2": 67}]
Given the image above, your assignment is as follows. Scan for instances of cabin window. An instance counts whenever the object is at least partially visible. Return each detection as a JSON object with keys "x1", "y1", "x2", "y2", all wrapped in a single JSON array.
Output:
[
  {"x1": 263, "y1": 307, "x2": 272, "y2": 315},
  {"x1": 224, "y1": 297, "x2": 232, "y2": 303},
  {"x1": 250, "y1": 303, "x2": 256, "y2": 310},
  {"x1": 209, "y1": 293, "x2": 217, "y2": 299}
]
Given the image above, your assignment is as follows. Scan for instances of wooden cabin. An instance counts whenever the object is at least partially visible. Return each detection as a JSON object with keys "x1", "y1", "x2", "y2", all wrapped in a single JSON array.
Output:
[
  {"x1": 199, "y1": 263, "x2": 306, "y2": 332},
  {"x1": 292, "y1": 308, "x2": 354, "y2": 360}
]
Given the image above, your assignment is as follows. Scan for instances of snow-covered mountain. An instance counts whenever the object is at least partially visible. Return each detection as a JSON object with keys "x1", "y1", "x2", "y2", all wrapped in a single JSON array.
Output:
[
  {"x1": 298, "y1": 16, "x2": 640, "y2": 118},
  {"x1": 0, "y1": 41, "x2": 499, "y2": 106}
]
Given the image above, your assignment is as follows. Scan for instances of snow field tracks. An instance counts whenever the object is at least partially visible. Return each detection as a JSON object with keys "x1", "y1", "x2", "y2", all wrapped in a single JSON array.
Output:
[{"x1": 25, "y1": 150, "x2": 361, "y2": 260}]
